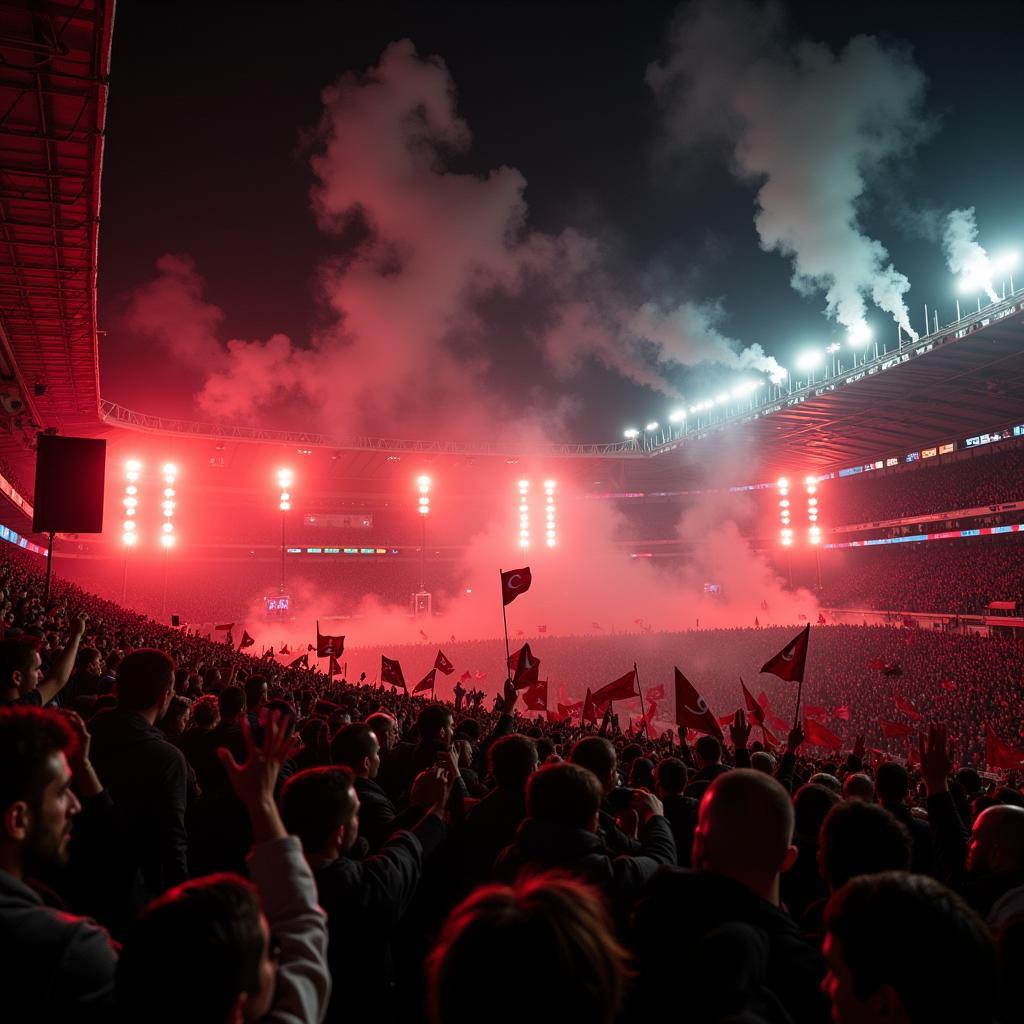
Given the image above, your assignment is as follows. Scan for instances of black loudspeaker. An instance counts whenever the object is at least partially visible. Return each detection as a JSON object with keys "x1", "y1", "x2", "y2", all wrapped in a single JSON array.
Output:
[{"x1": 32, "y1": 435, "x2": 106, "y2": 534}]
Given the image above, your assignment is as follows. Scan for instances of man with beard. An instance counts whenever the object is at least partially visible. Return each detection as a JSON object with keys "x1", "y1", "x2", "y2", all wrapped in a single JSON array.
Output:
[{"x1": 0, "y1": 706, "x2": 118, "y2": 1019}]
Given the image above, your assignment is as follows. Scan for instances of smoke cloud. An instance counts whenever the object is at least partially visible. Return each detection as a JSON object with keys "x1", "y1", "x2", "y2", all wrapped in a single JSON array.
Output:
[
  {"x1": 648, "y1": 0, "x2": 927, "y2": 342},
  {"x1": 123, "y1": 38, "x2": 786, "y2": 436},
  {"x1": 942, "y1": 207, "x2": 998, "y2": 303}
]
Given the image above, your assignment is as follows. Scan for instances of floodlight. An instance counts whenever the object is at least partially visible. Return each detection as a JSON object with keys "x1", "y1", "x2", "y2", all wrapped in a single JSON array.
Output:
[
  {"x1": 518, "y1": 479, "x2": 530, "y2": 489},
  {"x1": 123, "y1": 497, "x2": 137, "y2": 509},
  {"x1": 623, "y1": 428, "x2": 639, "y2": 439},
  {"x1": 645, "y1": 422, "x2": 659, "y2": 431},
  {"x1": 848, "y1": 321, "x2": 872, "y2": 346},
  {"x1": 122, "y1": 532, "x2": 137, "y2": 546},
  {"x1": 668, "y1": 409, "x2": 686, "y2": 423},
  {"x1": 544, "y1": 480, "x2": 556, "y2": 490},
  {"x1": 125, "y1": 459, "x2": 142, "y2": 472},
  {"x1": 826, "y1": 343, "x2": 841, "y2": 354},
  {"x1": 277, "y1": 468, "x2": 293, "y2": 485},
  {"x1": 805, "y1": 475, "x2": 817, "y2": 485},
  {"x1": 126, "y1": 485, "x2": 138, "y2": 496},
  {"x1": 995, "y1": 251, "x2": 1019, "y2": 272},
  {"x1": 796, "y1": 350, "x2": 823, "y2": 371},
  {"x1": 279, "y1": 501, "x2": 291, "y2": 511},
  {"x1": 162, "y1": 522, "x2": 174, "y2": 533},
  {"x1": 777, "y1": 477, "x2": 789, "y2": 489},
  {"x1": 123, "y1": 520, "x2": 135, "y2": 531},
  {"x1": 417, "y1": 474, "x2": 431, "y2": 487},
  {"x1": 162, "y1": 463, "x2": 177, "y2": 476},
  {"x1": 160, "y1": 534, "x2": 175, "y2": 548}
]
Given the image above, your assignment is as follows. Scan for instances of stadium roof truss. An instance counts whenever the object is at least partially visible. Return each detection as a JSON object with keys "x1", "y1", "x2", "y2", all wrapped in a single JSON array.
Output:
[{"x1": 0, "y1": 0, "x2": 111, "y2": 440}]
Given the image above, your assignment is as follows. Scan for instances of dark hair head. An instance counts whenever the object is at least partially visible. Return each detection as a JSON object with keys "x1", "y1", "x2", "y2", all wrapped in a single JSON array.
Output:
[
  {"x1": 264, "y1": 699, "x2": 295, "y2": 733},
  {"x1": 244, "y1": 675, "x2": 267, "y2": 706},
  {"x1": 117, "y1": 874, "x2": 265, "y2": 1024},
  {"x1": 116, "y1": 649, "x2": 175, "y2": 712},
  {"x1": 629, "y1": 758, "x2": 655, "y2": 790},
  {"x1": 330, "y1": 723, "x2": 378, "y2": 769},
  {"x1": 656, "y1": 757, "x2": 688, "y2": 795},
  {"x1": 0, "y1": 637, "x2": 39, "y2": 687},
  {"x1": 569, "y1": 736, "x2": 616, "y2": 785},
  {"x1": 824, "y1": 873, "x2": 995, "y2": 1024},
  {"x1": 427, "y1": 873, "x2": 629, "y2": 1024},
  {"x1": 876, "y1": 761, "x2": 910, "y2": 804},
  {"x1": 0, "y1": 707, "x2": 75, "y2": 814},
  {"x1": 488, "y1": 734, "x2": 537, "y2": 790},
  {"x1": 694, "y1": 735, "x2": 722, "y2": 765},
  {"x1": 820, "y1": 801, "x2": 912, "y2": 891},
  {"x1": 793, "y1": 782, "x2": 840, "y2": 840},
  {"x1": 454, "y1": 719, "x2": 481, "y2": 742},
  {"x1": 527, "y1": 763, "x2": 602, "y2": 829},
  {"x1": 956, "y1": 767, "x2": 981, "y2": 796},
  {"x1": 535, "y1": 737, "x2": 555, "y2": 761},
  {"x1": 416, "y1": 703, "x2": 452, "y2": 741},
  {"x1": 218, "y1": 685, "x2": 246, "y2": 720},
  {"x1": 192, "y1": 694, "x2": 220, "y2": 730},
  {"x1": 620, "y1": 743, "x2": 643, "y2": 765},
  {"x1": 76, "y1": 646, "x2": 101, "y2": 670},
  {"x1": 366, "y1": 711, "x2": 396, "y2": 741},
  {"x1": 279, "y1": 766, "x2": 357, "y2": 855}
]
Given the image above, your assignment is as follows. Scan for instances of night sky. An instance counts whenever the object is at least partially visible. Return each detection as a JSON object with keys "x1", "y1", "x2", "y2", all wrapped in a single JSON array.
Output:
[{"x1": 98, "y1": 1, "x2": 1024, "y2": 441}]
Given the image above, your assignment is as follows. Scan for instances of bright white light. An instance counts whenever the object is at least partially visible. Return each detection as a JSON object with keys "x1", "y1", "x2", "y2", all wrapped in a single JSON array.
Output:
[
  {"x1": 122, "y1": 532, "x2": 137, "y2": 546},
  {"x1": 162, "y1": 500, "x2": 175, "y2": 512},
  {"x1": 544, "y1": 480, "x2": 556, "y2": 490},
  {"x1": 645, "y1": 422, "x2": 659, "y2": 431},
  {"x1": 848, "y1": 321, "x2": 872, "y2": 346},
  {"x1": 519, "y1": 504, "x2": 528, "y2": 512},
  {"x1": 769, "y1": 368, "x2": 788, "y2": 385},
  {"x1": 126, "y1": 472, "x2": 139, "y2": 483},
  {"x1": 417, "y1": 475, "x2": 431, "y2": 487},
  {"x1": 126, "y1": 459, "x2": 141, "y2": 472},
  {"x1": 126, "y1": 485, "x2": 137, "y2": 496},
  {"x1": 809, "y1": 535, "x2": 820, "y2": 545},
  {"x1": 519, "y1": 539, "x2": 529, "y2": 548},
  {"x1": 805, "y1": 475, "x2": 817, "y2": 485},
  {"x1": 418, "y1": 506, "x2": 429, "y2": 516},
  {"x1": 807, "y1": 485, "x2": 817, "y2": 494},
  {"x1": 123, "y1": 497, "x2": 137, "y2": 509},
  {"x1": 277, "y1": 468, "x2": 293, "y2": 486},
  {"x1": 162, "y1": 463, "x2": 177, "y2": 476},
  {"x1": 668, "y1": 409, "x2": 686, "y2": 423},
  {"x1": 826, "y1": 343, "x2": 841, "y2": 354},
  {"x1": 163, "y1": 487, "x2": 175, "y2": 498},
  {"x1": 546, "y1": 538, "x2": 556, "y2": 547},
  {"x1": 279, "y1": 501, "x2": 291, "y2": 511},
  {"x1": 162, "y1": 522, "x2": 174, "y2": 533},
  {"x1": 122, "y1": 520, "x2": 135, "y2": 531},
  {"x1": 623, "y1": 428, "x2": 639, "y2": 439},
  {"x1": 796, "y1": 350, "x2": 824, "y2": 371},
  {"x1": 779, "y1": 499, "x2": 790, "y2": 508},
  {"x1": 420, "y1": 497, "x2": 431, "y2": 506},
  {"x1": 995, "y1": 251, "x2": 1019, "y2": 272},
  {"x1": 714, "y1": 393, "x2": 730, "y2": 405},
  {"x1": 777, "y1": 477, "x2": 789, "y2": 489},
  {"x1": 518, "y1": 479, "x2": 530, "y2": 489},
  {"x1": 808, "y1": 497, "x2": 818, "y2": 507},
  {"x1": 125, "y1": 507, "x2": 135, "y2": 517},
  {"x1": 160, "y1": 534, "x2": 175, "y2": 548}
]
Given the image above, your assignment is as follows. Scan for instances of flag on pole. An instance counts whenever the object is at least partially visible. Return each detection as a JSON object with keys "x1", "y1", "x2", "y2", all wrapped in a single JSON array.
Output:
[
  {"x1": 459, "y1": 670, "x2": 472, "y2": 683},
  {"x1": 434, "y1": 650, "x2": 455, "y2": 675},
  {"x1": 239, "y1": 631, "x2": 255, "y2": 649},
  {"x1": 741, "y1": 679, "x2": 765, "y2": 725},
  {"x1": 804, "y1": 705, "x2": 826, "y2": 719},
  {"x1": 646, "y1": 684, "x2": 666, "y2": 701},
  {"x1": 674, "y1": 669, "x2": 723, "y2": 739},
  {"x1": 262, "y1": 647, "x2": 275, "y2": 660},
  {"x1": 329, "y1": 655, "x2": 342, "y2": 676},
  {"x1": 879, "y1": 718, "x2": 914, "y2": 739},
  {"x1": 760, "y1": 624, "x2": 810, "y2": 683},
  {"x1": 288, "y1": 653, "x2": 309, "y2": 670},
  {"x1": 381, "y1": 656, "x2": 407, "y2": 691},
  {"x1": 592, "y1": 669, "x2": 639, "y2": 704},
  {"x1": 985, "y1": 724, "x2": 1024, "y2": 770},
  {"x1": 802, "y1": 717, "x2": 842, "y2": 750},
  {"x1": 215, "y1": 623, "x2": 234, "y2": 632},
  {"x1": 413, "y1": 668, "x2": 437, "y2": 695},
  {"x1": 582, "y1": 688, "x2": 598, "y2": 723},
  {"x1": 893, "y1": 694, "x2": 923, "y2": 722},
  {"x1": 508, "y1": 643, "x2": 541, "y2": 690},
  {"x1": 501, "y1": 567, "x2": 532, "y2": 606},
  {"x1": 280, "y1": 643, "x2": 290, "y2": 655},
  {"x1": 316, "y1": 623, "x2": 345, "y2": 658}
]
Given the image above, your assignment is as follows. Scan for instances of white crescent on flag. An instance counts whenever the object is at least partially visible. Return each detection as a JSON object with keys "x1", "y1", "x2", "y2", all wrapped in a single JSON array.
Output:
[{"x1": 507, "y1": 574, "x2": 524, "y2": 590}]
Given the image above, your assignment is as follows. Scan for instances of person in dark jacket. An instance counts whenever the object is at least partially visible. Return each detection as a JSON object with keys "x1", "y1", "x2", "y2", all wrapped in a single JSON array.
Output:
[
  {"x1": 570, "y1": 735, "x2": 647, "y2": 856},
  {"x1": 332, "y1": 722, "x2": 423, "y2": 852},
  {"x1": 781, "y1": 782, "x2": 838, "y2": 921},
  {"x1": 88, "y1": 648, "x2": 188, "y2": 931},
  {"x1": 280, "y1": 763, "x2": 452, "y2": 1024},
  {"x1": 0, "y1": 706, "x2": 119, "y2": 1021},
  {"x1": 654, "y1": 756, "x2": 697, "y2": 867},
  {"x1": 494, "y1": 762, "x2": 675, "y2": 913},
  {"x1": 631, "y1": 768, "x2": 829, "y2": 1024},
  {"x1": 875, "y1": 761, "x2": 936, "y2": 876}
]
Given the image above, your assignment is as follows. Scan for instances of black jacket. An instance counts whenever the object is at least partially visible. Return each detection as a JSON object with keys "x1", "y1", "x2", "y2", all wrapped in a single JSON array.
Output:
[
  {"x1": 631, "y1": 869, "x2": 829, "y2": 1024},
  {"x1": 660, "y1": 792, "x2": 698, "y2": 867},
  {"x1": 314, "y1": 814, "x2": 446, "y2": 1024},
  {"x1": 86, "y1": 708, "x2": 189, "y2": 928},
  {"x1": 354, "y1": 776, "x2": 423, "y2": 852},
  {"x1": 458, "y1": 787, "x2": 527, "y2": 884},
  {"x1": 494, "y1": 815, "x2": 676, "y2": 911}
]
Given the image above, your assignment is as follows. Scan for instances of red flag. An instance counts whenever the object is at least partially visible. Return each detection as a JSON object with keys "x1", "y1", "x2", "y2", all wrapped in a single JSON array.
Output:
[
  {"x1": 741, "y1": 678, "x2": 765, "y2": 725},
  {"x1": 868, "y1": 656, "x2": 886, "y2": 670},
  {"x1": 761, "y1": 723, "x2": 781, "y2": 748},
  {"x1": 523, "y1": 680, "x2": 548, "y2": 711},
  {"x1": 538, "y1": 624, "x2": 548, "y2": 634},
  {"x1": 817, "y1": 613, "x2": 827, "y2": 625},
  {"x1": 316, "y1": 622, "x2": 345, "y2": 658},
  {"x1": 674, "y1": 669, "x2": 723, "y2": 740},
  {"x1": 215, "y1": 622, "x2": 234, "y2": 632},
  {"x1": 508, "y1": 643, "x2": 541, "y2": 690},
  {"x1": 592, "y1": 669, "x2": 639, "y2": 704},
  {"x1": 547, "y1": 706, "x2": 567, "y2": 723},
  {"x1": 940, "y1": 679, "x2": 956, "y2": 691},
  {"x1": 646, "y1": 684, "x2": 666, "y2": 702},
  {"x1": 279, "y1": 643, "x2": 290, "y2": 655},
  {"x1": 459, "y1": 670, "x2": 472, "y2": 683},
  {"x1": 501, "y1": 567, "x2": 532, "y2": 606},
  {"x1": 381, "y1": 655, "x2": 406, "y2": 691},
  {"x1": 985, "y1": 724, "x2": 1024, "y2": 771},
  {"x1": 755, "y1": 616, "x2": 760, "y2": 627},
  {"x1": 556, "y1": 702, "x2": 577, "y2": 720},
  {"x1": 413, "y1": 668, "x2": 437, "y2": 694},
  {"x1": 262, "y1": 647, "x2": 275, "y2": 660},
  {"x1": 760, "y1": 624, "x2": 810, "y2": 683},
  {"x1": 768, "y1": 712, "x2": 789, "y2": 733},
  {"x1": 833, "y1": 705, "x2": 850, "y2": 721},
  {"x1": 804, "y1": 705, "x2": 826, "y2": 720},
  {"x1": 645, "y1": 700, "x2": 658, "y2": 723},
  {"x1": 434, "y1": 650, "x2": 455, "y2": 675},
  {"x1": 287, "y1": 653, "x2": 309, "y2": 670},
  {"x1": 757, "y1": 691, "x2": 772, "y2": 712},
  {"x1": 893, "y1": 694, "x2": 923, "y2": 722},
  {"x1": 879, "y1": 718, "x2": 914, "y2": 738},
  {"x1": 582, "y1": 688, "x2": 598, "y2": 723},
  {"x1": 473, "y1": 670, "x2": 487, "y2": 681},
  {"x1": 329, "y1": 655, "x2": 342, "y2": 676},
  {"x1": 717, "y1": 711, "x2": 738, "y2": 727},
  {"x1": 802, "y1": 717, "x2": 842, "y2": 751},
  {"x1": 239, "y1": 630, "x2": 255, "y2": 649},
  {"x1": 591, "y1": 621, "x2": 602, "y2": 631}
]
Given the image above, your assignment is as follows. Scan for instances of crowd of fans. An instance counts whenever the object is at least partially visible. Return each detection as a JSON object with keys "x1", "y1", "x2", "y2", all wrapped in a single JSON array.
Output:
[
  {"x1": 2, "y1": 544, "x2": 1024, "y2": 1023},
  {"x1": 811, "y1": 535, "x2": 1024, "y2": 613},
  {"x1": 826, "y1": 442, "x2": 1024, "y2": 525}
]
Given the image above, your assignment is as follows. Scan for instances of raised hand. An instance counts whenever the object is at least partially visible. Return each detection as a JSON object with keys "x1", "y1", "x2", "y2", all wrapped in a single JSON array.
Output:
[
  {"x1": 919, "y1": 721, "x2": 954, "y2": 795},
  {"x1": 730, "y1": 708, "x2": 751, "y2": 749},
  {"x1": 502, "y1": 676, "x2": 518, "y2": 714},
  {"x1": 853, "y1": 733, "x2": 866, "y2": 762},
  {"x1": 217, "y1": 711, "x2": 298, "y2": 843},
  {"x1": 630, "y1": 788, "x2": 665, "y2": 824},
  {"x1": 786, "y1": 723, "x2": 804, "y2": 754}
]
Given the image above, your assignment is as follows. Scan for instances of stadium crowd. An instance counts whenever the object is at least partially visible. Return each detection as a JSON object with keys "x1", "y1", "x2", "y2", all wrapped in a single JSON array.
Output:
[
  {"x1": 1, "y1": 545, "x2": 1023, "y2": 1023},
  {"x1": 827, "y1": 442, "x2": 1024, "y2": 525}
]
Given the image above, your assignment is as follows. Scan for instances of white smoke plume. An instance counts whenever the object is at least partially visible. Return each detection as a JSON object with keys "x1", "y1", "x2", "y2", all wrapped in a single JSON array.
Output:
[
  {"x1": 123, "y1": 38, "x2": 786, "y2": 435},
  {"x1": 942, "y1": 207, "x2": 998, "y2": 304},
  {"x1": 648, "y1": 0, "x2": 927, "y2": 342}
]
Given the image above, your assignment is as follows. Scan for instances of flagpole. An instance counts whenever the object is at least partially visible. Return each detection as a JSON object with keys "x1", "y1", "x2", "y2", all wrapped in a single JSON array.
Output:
[
  {"x1": 499, "y1": 567, "x2": 511, "y2": 678},
  {"x1": 634, "y1": 661, "x2": 649, "y2": 738},
  {"x1": 792, "y1": 675, "x2": 804, "y2": 732}
]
